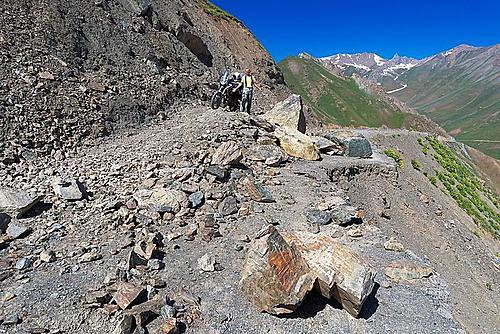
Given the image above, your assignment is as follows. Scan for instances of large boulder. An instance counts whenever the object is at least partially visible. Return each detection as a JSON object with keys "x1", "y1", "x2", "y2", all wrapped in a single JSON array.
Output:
[
  {"x1": 240, "y1": 225, "x2": 316, "y2": 315},
  {"x1": 275, "y1": 127, "x2": 320, "y2": 161},
  {"x1": 326, "y1": 130, "x2": 372, "y2": 158},
  {"x1": 241, "y1": 226, "x2": 376, "y2": 317},
  {"x1": 263, "y1": 94, "x2": 306, "y2": 133},
  {"x1": 283, "y1": 231, "x2": 376, "y2": 317},
  {"x1": 0, "y1": 187, "x2": 43, "y2": 218}
]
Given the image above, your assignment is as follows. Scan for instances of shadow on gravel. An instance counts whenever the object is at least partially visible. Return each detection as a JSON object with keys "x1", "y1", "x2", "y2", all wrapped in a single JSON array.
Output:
[
  {"x1": 22, "y1": 201, "x2": 53, "y2": 219},
  {"x1": 178, "y1": 322, "x2": 187, "y2": 333},
  {"x1": 278, "y1": 283, "x2": 380, "y2": 320},
  {"x1": 278, "y1": 290, "x2": 343, "y2": 319},
  {"x1": 359, "y1": 282, "x2": 380, "y2": 319}
]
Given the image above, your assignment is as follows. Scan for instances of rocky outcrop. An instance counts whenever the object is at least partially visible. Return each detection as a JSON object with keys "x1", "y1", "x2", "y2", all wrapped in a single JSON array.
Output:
[{"x1": 263, "y1": 94, "x2": 306, "y2": 133}]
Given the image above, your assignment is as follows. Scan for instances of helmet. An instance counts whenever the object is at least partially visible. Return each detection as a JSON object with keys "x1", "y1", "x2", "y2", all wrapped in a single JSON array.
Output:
[{"x1": 233, "y1": 72, "x2": 242, "y2": 81}]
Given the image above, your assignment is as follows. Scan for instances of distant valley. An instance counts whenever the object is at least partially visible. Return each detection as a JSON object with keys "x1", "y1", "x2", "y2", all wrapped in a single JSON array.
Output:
[{"x1": 280, "y1": 44, "x2": 500, "y2": 158}]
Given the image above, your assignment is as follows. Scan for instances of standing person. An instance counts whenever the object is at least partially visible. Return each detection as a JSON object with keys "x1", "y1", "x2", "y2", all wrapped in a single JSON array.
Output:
[{"x1": 234, "y1": 68, "x2": 260, "y2": 114}]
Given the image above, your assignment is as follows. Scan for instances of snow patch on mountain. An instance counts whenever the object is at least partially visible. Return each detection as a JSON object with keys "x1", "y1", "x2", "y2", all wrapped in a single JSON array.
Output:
[
  {"x1": 373, "y1": 54, "x2": 386, "y2": 66},
  {"x1": 345, "y1": 63, "x2": 371, "y2": 71},
  {"x1": 382, "y1": 62, "x2": 417, "y2": 77}
]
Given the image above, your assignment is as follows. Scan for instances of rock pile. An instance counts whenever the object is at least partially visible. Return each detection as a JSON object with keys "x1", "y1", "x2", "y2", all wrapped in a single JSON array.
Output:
[{"x1": 0, "y1": 96, "x2": 467, "y2": 333}]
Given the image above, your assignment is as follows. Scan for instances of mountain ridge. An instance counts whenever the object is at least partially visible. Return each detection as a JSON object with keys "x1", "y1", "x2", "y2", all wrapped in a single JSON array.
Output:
[
  {"x1": 308, "y1": 44, "x2": 500, "y2": 158},
  {"x1": 278, "y1": 56, "x2": 446, "y2": 135}
]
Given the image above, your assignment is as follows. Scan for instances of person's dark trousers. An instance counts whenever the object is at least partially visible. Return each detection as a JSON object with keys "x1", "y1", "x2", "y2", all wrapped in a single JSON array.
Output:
[{"x1": 241, "y1": 88, "x2": 253, "y2": 113}]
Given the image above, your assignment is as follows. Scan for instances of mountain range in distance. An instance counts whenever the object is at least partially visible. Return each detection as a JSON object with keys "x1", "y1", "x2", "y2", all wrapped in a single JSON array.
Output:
[{"x1": 282, "y1": 44, "x2": 499, "y2": 159}]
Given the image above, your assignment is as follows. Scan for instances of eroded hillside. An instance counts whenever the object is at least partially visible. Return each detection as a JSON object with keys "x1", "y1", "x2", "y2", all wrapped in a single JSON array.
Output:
[{"x1": 0, "y1": 0, "x2": 288, "y2": 162}]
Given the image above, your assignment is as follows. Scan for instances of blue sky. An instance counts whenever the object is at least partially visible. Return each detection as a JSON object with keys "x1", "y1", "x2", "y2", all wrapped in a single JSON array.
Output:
[{"x1": 211, "y1": 0, "x2": 500, "y2": 61}]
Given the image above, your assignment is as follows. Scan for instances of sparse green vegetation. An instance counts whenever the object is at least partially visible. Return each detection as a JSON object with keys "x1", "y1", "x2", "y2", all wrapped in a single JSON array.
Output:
[
  {"x1": 424, "y1": 136, "x2": 500, "y2": 238},
  {"x1": 428, "y1": 175, "x2": 438, "y2": 186},
  {"x1": 201, "y1": 1, "x2": 235, "y2": 19},
  {"x1": 418, "y1": 137, "x2": 430, "y2": 155},
  {"x1": 384, "y1": 148, "x2": 404, "y2": 169},
  {"x1": 411, "y1": 159, "x2": 421, "y2": 171},
  {"x1": 396, "y1": 53, "x2": 500, "y2": 159},
  {"x1": 421, "y1": 145, "x2": 430, "y2": 155}
]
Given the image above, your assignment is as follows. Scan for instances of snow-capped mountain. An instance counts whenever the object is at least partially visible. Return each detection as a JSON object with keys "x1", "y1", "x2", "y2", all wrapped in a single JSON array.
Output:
[
  {"x1": 319, "y1": 52, "x2": 421, "y2": 87},
  {"x1": 320, "y1": 52, "x2": 386, "y2": 72},
  {"x1": 301, "y1": 44, "x2": 500, "y2": 159}
]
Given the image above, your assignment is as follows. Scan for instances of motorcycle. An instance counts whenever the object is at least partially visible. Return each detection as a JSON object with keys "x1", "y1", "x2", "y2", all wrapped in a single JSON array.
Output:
[{"x1": 211, "y1": 70, "x2": 241, "y2": 111}]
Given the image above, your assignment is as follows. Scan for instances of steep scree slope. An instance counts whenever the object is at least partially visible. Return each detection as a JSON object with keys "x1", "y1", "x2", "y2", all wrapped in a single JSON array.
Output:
[{"x1": 0, "y1": 0, "x2": 287, "y2": 161}]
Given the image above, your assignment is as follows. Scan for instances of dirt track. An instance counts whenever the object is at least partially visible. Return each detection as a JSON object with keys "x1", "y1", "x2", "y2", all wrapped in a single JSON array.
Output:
[{"x1": 1, "y1": 107, "x2": 498, "y2": 333}]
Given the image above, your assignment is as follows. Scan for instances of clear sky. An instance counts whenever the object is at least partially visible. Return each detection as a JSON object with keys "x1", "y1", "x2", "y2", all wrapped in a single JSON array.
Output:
[{"x1": 211, "y1": 0, "x2": 500, "y2": 61}]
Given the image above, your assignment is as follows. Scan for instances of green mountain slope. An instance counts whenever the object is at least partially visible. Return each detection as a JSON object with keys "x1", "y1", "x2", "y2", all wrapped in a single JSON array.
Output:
[
  {"x1": 318, "y1": 45, "x2": 499, "y2": 159},
  {"x1": 279, "y1": 56, "x2": 408, "y2": 127},
  {"x1": 392, "y1": 45, "x2": 500, "y2": 158},
  {"x1": 278, "y1": 56, "x2": 444, "y2": 132}
]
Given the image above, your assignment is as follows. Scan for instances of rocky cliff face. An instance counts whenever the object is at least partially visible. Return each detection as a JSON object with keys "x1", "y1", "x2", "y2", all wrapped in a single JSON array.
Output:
[{"x1": 0, "y1": 0, "x2": 287, "y2": 161}]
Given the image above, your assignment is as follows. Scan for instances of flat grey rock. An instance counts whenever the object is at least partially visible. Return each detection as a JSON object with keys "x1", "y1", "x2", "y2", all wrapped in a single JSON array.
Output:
[
  {"x1": 6, "y1": 221, "x2": 32, "y2": 239},
  {"x1": 306, "y1": 209, "x2": 331, "y2": 225},
  {"x1": 52, "y1": 178, "x2": 86, "y2": 201},
  {"x1": 0, "y1": 187, "x2": 43, "y2": 218}
]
